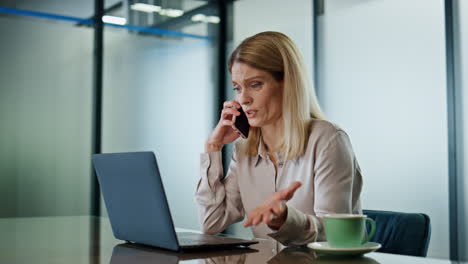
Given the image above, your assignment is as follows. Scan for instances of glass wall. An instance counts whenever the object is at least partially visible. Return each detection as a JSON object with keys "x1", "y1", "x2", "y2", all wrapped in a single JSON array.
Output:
[
  {"x1": 101, "y1": 0, "x2": 218, "y2": 231},
  {"x1": 316, "y1": 0, "x2": 449, "y2": 258},
  {"x1": 0, "y1": 0, "x2": 219, "y2": 224},
  {"x1": 0, "y1": 0, "x2": 94, "y2": 17},
  {"x1": 0, "y1": 1, "x2": 94, "y2": 217}
]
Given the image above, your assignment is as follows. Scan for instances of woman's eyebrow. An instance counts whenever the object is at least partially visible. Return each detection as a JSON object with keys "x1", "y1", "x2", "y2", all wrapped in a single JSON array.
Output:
[
  {"x1": 232, "y1": 75, "x2": 264, "y2": 85},
  {"x1": 243, "y1": 75, "x2": 264, "y2": 83}
]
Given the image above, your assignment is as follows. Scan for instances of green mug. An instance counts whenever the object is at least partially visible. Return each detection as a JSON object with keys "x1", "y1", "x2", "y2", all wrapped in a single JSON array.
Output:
[{"x1": 323, "y1": 214, "x2": 376, "y2": 248}]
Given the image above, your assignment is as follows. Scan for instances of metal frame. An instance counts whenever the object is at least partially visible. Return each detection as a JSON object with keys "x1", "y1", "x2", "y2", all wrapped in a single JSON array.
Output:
[
  {"x1": 89, "y1": 1, "x2": 104, "y2": 263},
  {"x1": 217, "y1": 0, "x2": 228, "y2": 116},
  {"x1": 90, "y1": 0, "x2": 104, "y2": 218},
  {"x1": 218, "y1": 0, "x2": 232, "y2": 171},
  {"x1": 313, "y1": 0, "x2": 323, "y2": 99},
  {"x1": 444, "y1": 0, "x2": 460, "y2": 261}
]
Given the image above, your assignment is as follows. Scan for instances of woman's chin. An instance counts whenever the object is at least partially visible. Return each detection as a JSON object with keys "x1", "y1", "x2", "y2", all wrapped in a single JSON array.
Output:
[{"x1": 248, "y1": 120, "x2": 262, "y2": 128}]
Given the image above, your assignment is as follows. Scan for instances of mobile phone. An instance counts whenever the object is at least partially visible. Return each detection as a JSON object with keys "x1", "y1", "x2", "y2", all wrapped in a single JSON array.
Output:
[{"x1": 234, "y1": 107, "x2": 250, "y2": 139}]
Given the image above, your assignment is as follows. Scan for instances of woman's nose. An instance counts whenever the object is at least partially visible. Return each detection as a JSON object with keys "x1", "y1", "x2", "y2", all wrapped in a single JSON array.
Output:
[{"x1": 238, "y1": 91, "x2": 252, "y2": 105}]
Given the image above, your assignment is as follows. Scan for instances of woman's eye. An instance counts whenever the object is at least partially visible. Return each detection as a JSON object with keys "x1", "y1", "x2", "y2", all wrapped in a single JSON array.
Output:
[
  {"x1": 233, "y1": 87, "x2": 241, "y2": 93},
  {"x1": 251, "y1": 82, "x2": 262, "y2": 88}
]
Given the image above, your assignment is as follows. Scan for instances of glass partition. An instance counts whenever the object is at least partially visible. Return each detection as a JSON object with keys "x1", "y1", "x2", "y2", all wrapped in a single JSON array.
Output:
[
  {"x1": 0, "y1": 0, "x2": 93, "y2": 18},
  {"x1": 0, "y1": 3, "x2": 94, "y2": 217},
  {"x1": 101, "y1": 0, "x2": 219, "y2": 230},
  {"x1": 316, "y1": 0, "x2": 448, "y2": 258}
]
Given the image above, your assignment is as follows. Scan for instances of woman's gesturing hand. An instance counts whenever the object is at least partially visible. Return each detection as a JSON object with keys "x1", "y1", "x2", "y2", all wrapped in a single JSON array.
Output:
[
  {"x1": 205, "y1": 101, "x2": 243, "y2": 152},
  {"x1": 243, "y1": 181, "x2": 302, "y2": 230}
]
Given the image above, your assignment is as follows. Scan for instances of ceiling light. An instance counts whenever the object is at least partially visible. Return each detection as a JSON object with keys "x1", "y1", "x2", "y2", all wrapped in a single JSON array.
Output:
[
  {"x1": 206, "y1": 16, "x2": 220, "y2": 24},
  {"x1": 159, "y1": 8, "x2": 184, "y2": 18},
  {"x1": 130, "y1": 3, "x2": 161, "y2": 13},
  {"x1": 102, "y1": 15, "x2": 127, "y2": 25},
  {"x1": 191, "y1": 14, "x2": 220, "y2": 24},
  {"x1": 191, "y1": 14, "x2": 206, "y2": 22}
]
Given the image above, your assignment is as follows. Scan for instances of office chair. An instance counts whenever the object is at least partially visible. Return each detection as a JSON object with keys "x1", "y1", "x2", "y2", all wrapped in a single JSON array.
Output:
[{"x1": 363, "y1": 209, "x2": 431, "y2": 257}]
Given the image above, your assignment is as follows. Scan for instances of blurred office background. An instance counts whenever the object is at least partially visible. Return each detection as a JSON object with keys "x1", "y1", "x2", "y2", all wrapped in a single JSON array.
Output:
[{"x1": 1, "y1": 0, "x2": 467, "y2": 261}]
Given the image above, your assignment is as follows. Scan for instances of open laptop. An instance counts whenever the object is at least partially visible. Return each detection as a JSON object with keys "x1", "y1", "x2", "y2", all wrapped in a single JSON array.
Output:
[{"x1": 92, "y1": 151, "x2": 258, "y2": 251}]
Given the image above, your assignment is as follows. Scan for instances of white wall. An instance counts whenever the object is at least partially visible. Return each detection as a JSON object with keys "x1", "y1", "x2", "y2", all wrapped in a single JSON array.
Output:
[
  {"x1": 455, "y1": 0, "x2": 468, "y2": 261},
  {"x1": 101, "y1": 29, "x2": 215, "y2": 230},
  {"x1": 317, "y1": 0, "x2": 449, "y2": 259}
]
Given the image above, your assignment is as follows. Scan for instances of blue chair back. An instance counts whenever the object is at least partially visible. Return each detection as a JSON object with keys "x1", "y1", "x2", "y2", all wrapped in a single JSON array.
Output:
[{"x1": 363, "y1": 209, "x2": 431, "y2": 257}]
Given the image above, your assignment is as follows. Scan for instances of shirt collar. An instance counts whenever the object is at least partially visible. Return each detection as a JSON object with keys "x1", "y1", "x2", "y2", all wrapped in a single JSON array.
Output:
[
  {"x1": 254, "y1": 137, "x2": 269, "y2": 167},
  {"x1": 254, "y1": 137, "x2": 295, "y2": 167}
]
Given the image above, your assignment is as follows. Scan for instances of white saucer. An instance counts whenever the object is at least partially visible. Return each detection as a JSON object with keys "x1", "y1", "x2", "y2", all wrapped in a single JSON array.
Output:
[{"x1": 307, "y1": 242, "x2": 381, "y2": 256}]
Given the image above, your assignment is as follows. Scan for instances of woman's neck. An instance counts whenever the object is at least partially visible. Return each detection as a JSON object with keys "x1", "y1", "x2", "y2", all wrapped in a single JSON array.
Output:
[{"x1": 261, "y1": 118, "x2": 283, "y2": 153}]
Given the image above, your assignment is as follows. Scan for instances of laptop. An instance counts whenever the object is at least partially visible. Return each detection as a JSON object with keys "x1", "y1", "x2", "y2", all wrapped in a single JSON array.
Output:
[{"x1": 92, "y1": 151, "x2": 258, "y2": 251}]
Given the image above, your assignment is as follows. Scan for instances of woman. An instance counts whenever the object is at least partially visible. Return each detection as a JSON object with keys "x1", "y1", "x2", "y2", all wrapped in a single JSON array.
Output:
[{"x1": 195, "y1": 31, "x2": 363, "y2": 246}]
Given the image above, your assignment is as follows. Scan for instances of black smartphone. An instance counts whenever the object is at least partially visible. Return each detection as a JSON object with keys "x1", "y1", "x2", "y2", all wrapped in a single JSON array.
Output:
[{"x1": 234, "y1": 107, "x2": 250, "y2": 139}]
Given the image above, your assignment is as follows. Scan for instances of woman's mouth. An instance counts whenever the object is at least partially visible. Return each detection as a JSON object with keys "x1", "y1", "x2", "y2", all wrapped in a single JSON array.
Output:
[{"x1": 245, "y1": 109, "x2": 257, "y2": 118}]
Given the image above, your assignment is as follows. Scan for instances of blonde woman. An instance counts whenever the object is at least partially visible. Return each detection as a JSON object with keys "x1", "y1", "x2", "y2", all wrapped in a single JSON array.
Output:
[{"x1": 196, "y1": 31, "x2": 363, "y2": 245}]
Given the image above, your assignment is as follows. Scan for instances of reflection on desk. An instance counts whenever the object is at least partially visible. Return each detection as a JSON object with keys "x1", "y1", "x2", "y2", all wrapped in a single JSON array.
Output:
[
  {"x1": 110, "y1": 243, "x2": 257, "y2": 264},
  {"x1": 0, "y1": 216, "x2": 460, "y2": 264},
  {"x1": 108, "y1": 240, "x2": 384, "y2": 264}
]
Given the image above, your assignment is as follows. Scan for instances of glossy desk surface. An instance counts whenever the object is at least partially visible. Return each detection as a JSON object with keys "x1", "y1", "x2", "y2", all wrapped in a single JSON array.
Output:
[{"x1": 0, "y1": 216, "x2": 460, "y2": 264}]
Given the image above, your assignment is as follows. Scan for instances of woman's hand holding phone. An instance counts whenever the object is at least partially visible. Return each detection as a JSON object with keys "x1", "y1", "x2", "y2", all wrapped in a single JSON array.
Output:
[{"x1": 205, "y1": 101, "x2": 244, "y2": 152}]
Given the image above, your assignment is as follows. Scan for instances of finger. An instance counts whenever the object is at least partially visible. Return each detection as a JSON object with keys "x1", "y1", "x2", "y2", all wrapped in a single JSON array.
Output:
[
  {"x1": 231, "y1": 126, "x2": 241, "y2": 135},
  {"x1": 243, "y1": 217, "x2": 252, "y2": 227},
  {"x1": 244, "y1": 212, "x2": 254, "y2": 227},
  {"x1": 271, "y1": 201, "x2": 285, "y2": 216},
  {"x1": 263, "y1": 211, "x2": 273, "y2": 225},
  {"x1": 223, "y1": 101, "x2": 241, "y2": 109},
  {"x1": 222, "y1": 107, "x2": 240, "y2": 115},
  {"x1": 287, "y1": 181, "x2": 302, "y2": 192},
  {"x1": 220, "y1": 119, "x2": 235, "y2": 127},
  {"x1": 252, "y1": 216, "x2": 262, "y2": 226},
  {"x1": 279, "y1": 181, "x2": 302, "y2": 200},
  {"x1": 221, "y1": 108, "x2": 240, "y2": 119}
]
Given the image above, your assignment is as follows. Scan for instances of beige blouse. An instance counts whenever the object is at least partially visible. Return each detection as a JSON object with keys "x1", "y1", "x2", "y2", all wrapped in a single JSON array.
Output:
[{"x1": 195, "y1": 119, "x2": 363, "y2": 246}]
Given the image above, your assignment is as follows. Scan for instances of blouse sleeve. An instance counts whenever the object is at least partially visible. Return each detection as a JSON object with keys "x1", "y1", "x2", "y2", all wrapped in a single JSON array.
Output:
[
  {"x1": 268, "y1": 130, "x2": 363, "y2": 245},
  {"x1": 195, "y1": 147, "x2": 245, "y2": 234}
]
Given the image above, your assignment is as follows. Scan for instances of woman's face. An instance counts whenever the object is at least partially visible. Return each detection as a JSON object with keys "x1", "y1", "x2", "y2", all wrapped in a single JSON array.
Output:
[{"x1": 231, "y1": 62, "x2": 283, "y2": 128}]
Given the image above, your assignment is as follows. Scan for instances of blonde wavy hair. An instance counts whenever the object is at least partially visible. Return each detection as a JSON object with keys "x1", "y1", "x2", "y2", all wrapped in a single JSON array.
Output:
[{"x1": 228, "y1": 31, "x2": 326, "y2": 160}]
